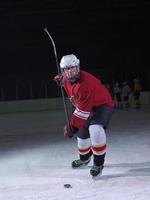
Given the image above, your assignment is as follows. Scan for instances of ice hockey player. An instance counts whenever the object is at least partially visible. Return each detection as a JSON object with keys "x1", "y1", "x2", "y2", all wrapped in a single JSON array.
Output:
[{"x1": 54, "y1": 54, "x2": 114, "y2": 178}]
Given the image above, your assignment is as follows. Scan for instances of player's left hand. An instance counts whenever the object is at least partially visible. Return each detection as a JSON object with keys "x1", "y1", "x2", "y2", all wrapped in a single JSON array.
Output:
[{"x1": 53, "y1": 74, "x2": 64, "y2": 86}]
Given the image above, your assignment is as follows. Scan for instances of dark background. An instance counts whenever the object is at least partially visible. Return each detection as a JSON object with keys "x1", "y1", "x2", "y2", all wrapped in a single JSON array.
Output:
[{"x1": 0, "y1": 0, "x2": 150, "y2": 101}]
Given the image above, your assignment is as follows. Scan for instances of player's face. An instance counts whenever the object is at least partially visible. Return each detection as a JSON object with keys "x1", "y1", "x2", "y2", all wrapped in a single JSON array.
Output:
[{"x1": 63, "y1": 66, "x2": 79, "y2": 81}]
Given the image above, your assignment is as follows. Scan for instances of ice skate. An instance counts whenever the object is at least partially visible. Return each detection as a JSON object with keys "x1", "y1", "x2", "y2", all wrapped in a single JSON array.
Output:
[
  {"x1": 72, "y1": 158, "x2": 91, "y2": 168},
  {"x1": 90, "y1": 164, "x2": 103, "y2": 178}
]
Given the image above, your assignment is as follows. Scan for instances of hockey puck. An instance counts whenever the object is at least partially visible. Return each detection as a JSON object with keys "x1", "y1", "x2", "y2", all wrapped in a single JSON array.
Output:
[{"x1": 64, "y1": 184, "x2": 72, "y2": 188}]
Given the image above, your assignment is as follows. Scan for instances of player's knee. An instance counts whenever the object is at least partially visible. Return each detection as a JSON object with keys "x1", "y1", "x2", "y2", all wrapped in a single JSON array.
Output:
[{"x1": 89, "y1": 124, "x2": 106, "y2": 145}]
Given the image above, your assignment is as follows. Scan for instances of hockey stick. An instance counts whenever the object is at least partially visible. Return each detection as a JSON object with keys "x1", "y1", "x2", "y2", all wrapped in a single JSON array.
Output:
[{"x1": 44, "y1": 27, "x2": 69, "y2": 124}]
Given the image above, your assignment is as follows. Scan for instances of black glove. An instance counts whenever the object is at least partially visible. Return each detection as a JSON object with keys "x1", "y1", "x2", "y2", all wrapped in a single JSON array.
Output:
[{"x1": 63, "y1": 123, "x2": 78, "y2": 139}]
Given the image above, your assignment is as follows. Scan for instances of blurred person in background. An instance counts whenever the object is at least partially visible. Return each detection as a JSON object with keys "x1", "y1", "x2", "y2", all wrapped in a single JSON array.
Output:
[
  {"x1": 122, "y1": 81, "x2": 131, "y2": 109},
  {"x1": 133, "y1": 78, "x2": 142, "y2": 109},
  {"x1": 113, "y1": 82, "x2": 123, "y2": 109}
]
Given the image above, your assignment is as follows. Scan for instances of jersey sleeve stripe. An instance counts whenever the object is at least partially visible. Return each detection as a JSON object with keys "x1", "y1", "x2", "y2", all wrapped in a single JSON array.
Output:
[{"x1": 73, "y1": 107, "x2": 90, "y2": 120}]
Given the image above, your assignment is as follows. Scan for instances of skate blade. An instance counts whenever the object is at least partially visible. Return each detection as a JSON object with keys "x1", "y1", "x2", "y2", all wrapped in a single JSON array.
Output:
[
  {"x1": 91, "y1": 172, "x2": 102, "y2": 180},
  {"x1": 72, "y1": 164, "x2": 89, "y2": 169}
]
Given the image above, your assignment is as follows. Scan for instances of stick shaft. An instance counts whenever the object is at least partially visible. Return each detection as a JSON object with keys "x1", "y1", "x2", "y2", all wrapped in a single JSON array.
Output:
[{"x1": 44, "y1": 28, "x2": 69, "y2": 124}]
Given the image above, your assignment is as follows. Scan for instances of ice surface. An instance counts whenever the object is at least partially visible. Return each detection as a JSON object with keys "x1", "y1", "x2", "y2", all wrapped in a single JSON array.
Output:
[{"x1": 0, "y1": 106, "x2": 150, "y2": 200}]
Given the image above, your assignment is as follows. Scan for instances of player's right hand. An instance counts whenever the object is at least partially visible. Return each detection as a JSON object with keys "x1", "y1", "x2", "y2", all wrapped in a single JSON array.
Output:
[
  {"x1": 63, "y1": 124, "x2": 74, "y2": 139},
  {"x1": 63, "y1": 123, "x2": 78, "y2": 139}
]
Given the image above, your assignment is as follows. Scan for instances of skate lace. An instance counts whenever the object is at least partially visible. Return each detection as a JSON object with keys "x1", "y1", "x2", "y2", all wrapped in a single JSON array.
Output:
[{"x1": 91, "y1": 165, "x2": 103, "y2": 171}]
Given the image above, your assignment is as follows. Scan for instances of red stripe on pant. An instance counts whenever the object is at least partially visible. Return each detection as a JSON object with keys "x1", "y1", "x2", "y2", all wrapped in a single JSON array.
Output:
[
  {"x1": 78, "y1": 147, "x2": 91, "y2": 154},
  {"x1": 91, "y1": 144, "x2": 107, "y2": 153}
]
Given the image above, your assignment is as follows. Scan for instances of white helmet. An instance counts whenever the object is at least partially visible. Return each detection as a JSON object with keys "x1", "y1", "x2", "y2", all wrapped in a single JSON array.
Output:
[
  {"x1": 60, "y1": 54, "x2": 80, "y2": 69},
  {"x1": 60, "y1": 54, "x2": 80, "y2": 83}
]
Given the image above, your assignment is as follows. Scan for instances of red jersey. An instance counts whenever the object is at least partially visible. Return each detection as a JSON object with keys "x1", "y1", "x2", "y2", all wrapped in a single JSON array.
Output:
[{"x1": 63, "y1": 70, "x2": 114, "y2": 129}]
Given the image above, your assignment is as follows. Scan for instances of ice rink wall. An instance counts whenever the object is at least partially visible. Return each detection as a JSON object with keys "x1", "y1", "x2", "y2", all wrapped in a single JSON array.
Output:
[{"x1": 0, "y1": 91, "x2": 150, "y2": 113}]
